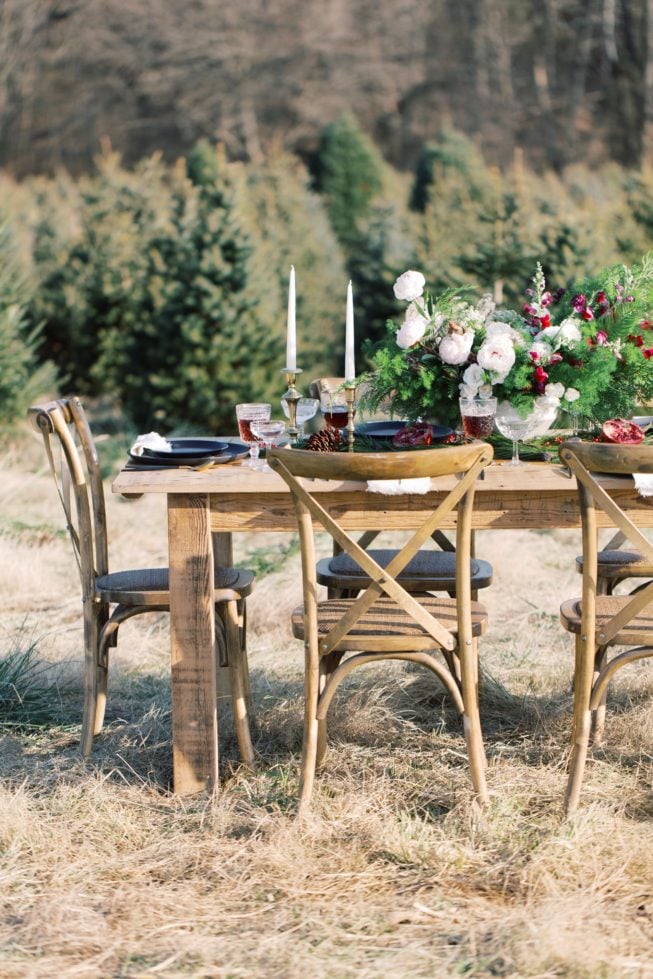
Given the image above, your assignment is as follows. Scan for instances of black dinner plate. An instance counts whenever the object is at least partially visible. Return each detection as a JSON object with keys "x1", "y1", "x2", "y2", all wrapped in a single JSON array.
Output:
[
  {"x1": 138, "y1": 438, "x2": 229, "y2": 461},
  {"x1": 355, "y1": 420, "x2": 453, "y2": 442},
  {"x1": 128, "y1": 441, "x2": 249, "y2": 467}
]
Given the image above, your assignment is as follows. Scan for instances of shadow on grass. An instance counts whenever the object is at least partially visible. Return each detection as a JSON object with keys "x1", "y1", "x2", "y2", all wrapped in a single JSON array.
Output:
[{"x1": 2, "y1": 653, "x2": 652, "y2": 821}]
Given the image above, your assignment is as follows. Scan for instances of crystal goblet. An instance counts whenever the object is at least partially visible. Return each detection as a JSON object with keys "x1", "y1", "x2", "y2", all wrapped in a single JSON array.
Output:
[
  {"x1": 493, "y1": 408, "x2": 532, "y2": 466},
  {"x1": 250, "y1": 419, "x2": 286, "y2": 472},
  {"x1": 280, "y1": 397, "x2": 319, "y2": 437},
  {"x1": 235, "y1": 403, "x2": 271, "y2": 469},
  {"x1": 320, "y1": 390, "x2": 352, "y2": 430}
]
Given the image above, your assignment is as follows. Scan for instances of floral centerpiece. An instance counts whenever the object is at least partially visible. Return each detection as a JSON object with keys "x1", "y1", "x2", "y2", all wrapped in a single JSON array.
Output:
[{"x1": 360, "y1": 256, "x2": 653, "y2": 431}]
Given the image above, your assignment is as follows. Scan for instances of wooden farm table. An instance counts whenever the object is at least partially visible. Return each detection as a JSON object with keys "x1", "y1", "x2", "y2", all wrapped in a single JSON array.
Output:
[{"x1": 112, "y1": 457, "x2": 653, "y2": 795}]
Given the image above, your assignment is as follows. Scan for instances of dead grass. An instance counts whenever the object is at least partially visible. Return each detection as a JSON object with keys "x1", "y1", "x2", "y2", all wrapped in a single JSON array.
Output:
[{"x1": 2, "y1": 424, "x2": 653, "y2": 978}]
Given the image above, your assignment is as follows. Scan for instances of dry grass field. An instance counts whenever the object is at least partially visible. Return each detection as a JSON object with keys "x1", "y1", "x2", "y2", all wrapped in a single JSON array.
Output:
[{"x1": 1, "y1": 424, "x2": 653, "y2": 978}]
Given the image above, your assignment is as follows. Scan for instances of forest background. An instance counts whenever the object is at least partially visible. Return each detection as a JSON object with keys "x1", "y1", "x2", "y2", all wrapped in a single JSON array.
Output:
[{"x1": 2, "y1": 0, "x2": 653, "y2": 432}]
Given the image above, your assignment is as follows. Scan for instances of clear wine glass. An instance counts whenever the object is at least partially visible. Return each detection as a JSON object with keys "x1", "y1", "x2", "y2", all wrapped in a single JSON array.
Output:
[
  {"x1": 250, "y1": 419, "x2": 286, "y2": 472},
  {"x1": 235, "y1": 403, "x2": 271, "y2": 468},
  {"x1": 494, "y1": 404, "x2": 534, "y2": 466},
  {"x1": 280, "y1": 397, "x2": 319, "y2": 437},
  {"x1": 320, "y1": 390, "x2": 352, "y2": 431}
]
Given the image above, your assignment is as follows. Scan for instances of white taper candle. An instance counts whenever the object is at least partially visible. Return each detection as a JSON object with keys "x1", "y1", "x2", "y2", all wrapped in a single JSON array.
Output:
[
  {"x1": 345, "y1": 280, "x2": 355, "y2": 382},
  {"x1": 286, "y1": 265, "x2": 296, "y2": 370}
]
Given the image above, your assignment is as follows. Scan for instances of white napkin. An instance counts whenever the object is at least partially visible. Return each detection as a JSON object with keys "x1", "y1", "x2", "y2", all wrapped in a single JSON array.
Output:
[
  {"x1": 366, "y1": 478, "x2": 431, "y2": 495},
  {"x1": 634, "y1": 474, "x2": 653, "y2": 497},
  {"x1": 131, "y1": 432, "x2": 172, "y2": 456}
]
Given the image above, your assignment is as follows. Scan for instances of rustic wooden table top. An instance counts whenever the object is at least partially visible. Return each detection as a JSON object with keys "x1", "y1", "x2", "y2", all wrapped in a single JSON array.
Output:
[{"x1": 113, "y1": 457, "x2": 653, "y2": 531}]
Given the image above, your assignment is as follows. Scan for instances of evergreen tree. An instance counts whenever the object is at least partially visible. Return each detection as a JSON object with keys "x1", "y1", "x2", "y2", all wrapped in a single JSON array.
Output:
[
  {"x1": 410, "y1": 126, "x2": 487, "y2": 212},
  {"x1": 96, "y1": 142, "x2": 264, "y2": 431},
  {"x1": 313, "y1": 113, "x2": 384, "y2": 247},
  {"x1": 0, "y1": 220, "x2": 56, "y2": 425},
  {"x1": 233, "y1": 150, "x2": 347, "y2": 385}
]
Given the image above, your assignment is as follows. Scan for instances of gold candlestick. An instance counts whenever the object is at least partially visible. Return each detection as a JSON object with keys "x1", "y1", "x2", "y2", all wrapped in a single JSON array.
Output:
[
  {"x1": 345, "y1": 383, "x2": 357, "y2": 452},
  {"x1": 281, "y1": 367, "x2": 303, "y2": 441}
]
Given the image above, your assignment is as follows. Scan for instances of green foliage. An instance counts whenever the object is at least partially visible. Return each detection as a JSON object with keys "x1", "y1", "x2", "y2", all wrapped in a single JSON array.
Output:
[
  {"x1": 95, "y1": 145, "x2": 263, "y2": 431},
  {"x1": 232, "y1": 151, "x2": 346, "y2": 385},
  {"x1": 348, "y1": 204, "x2": 419, "y2": 353},
  {"x1": 26, "y1": 145, "x2": 346, "y2": 432},
  {"x1": 0, "y1": 628, "x2": 67, "y2": 730},
  {"x1": 314, "y1": 112, "x2": 384, "y2": 246},
  {"x1": 3, "y1": 124, "x2": 652, "y2": 433},
  {"x1": 0, "y1": 219, "x2": 56, "y2": 426},
  {"x1": 410, "y1": 126, "x2": 486, "y2": 212}
]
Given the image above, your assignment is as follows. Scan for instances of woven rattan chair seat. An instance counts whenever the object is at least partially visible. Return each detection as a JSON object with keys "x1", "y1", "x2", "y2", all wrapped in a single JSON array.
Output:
[
  {"x1": 319, "y1": 549, "x2": 492, "y2": 591},
  {"x1": 560, "y1": 594, "x2": 653, "y2": 644},
  {"x1": 95, "y1": 566, "x2": 253, "y2": 604},
  {"x1": 292, "y1": 595, "x2": 488, "y2": 648}
]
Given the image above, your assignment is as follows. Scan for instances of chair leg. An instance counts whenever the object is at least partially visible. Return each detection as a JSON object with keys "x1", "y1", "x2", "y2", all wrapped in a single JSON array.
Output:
[
  {"x1": 459, "y1": 638, "x2": 488, "y2": 802},
  {"x1": 298, "y1": 641, "x2": 321, "y2": 814},
  {"x1": 81, "y1": 602, "x2": 102, "y2": 758},
  {"x1": 224, "y1": 600, "x2": 255, "y2": 769},
  {"x1": 94, "y1": 635, "x2": 111, "y2": 736},
  {"x1": 590, "y1": 643, "x2": 609, "y2": 746},
  {"x1": 564, "y1": 634, "x2": 595, "y2": 815},
  {"x1": 316, "y1": 651, "x2": 343, "y2": 768}
]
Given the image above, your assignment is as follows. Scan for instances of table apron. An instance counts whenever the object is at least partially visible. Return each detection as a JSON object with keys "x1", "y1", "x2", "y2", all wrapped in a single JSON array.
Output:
[{"x1": 209, "y1": 489, "x2": 653, "y2": 532}]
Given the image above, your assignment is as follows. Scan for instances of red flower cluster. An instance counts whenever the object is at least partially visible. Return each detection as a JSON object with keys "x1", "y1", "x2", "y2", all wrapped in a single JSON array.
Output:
[{"x1": 627, "y1": 315, "x2": 653, "y2": 358}]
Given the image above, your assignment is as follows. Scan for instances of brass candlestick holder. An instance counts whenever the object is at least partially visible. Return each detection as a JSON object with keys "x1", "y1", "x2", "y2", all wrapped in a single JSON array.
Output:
[
  {"x1": 345, "y1": 382, "x2": 357, "y2": 452},
  {"x1": 281, "y1": 367, "x2": 303, "y2": 441}
]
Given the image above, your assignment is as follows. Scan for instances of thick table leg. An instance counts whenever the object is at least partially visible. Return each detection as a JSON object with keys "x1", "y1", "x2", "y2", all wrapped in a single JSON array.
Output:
[{"x1": 168, "y1": 494, "x2": 218, "y2": 795}]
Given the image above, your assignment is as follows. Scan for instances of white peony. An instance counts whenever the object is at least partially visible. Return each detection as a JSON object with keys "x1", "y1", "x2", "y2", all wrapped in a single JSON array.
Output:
[
  {"x1": 396, "y1": 308, "x2": 428, "y2": 348},
  {"x1": 545, "y1": 382, "x2": 565, "y2": 401},
  {"x1": 393, "y1": 270, "x2": 426, "y2": 302},
  {"x1": 535, "y1": 317, "x2": 582, "y2": 348},
  {"x1": 476, "y1": 334, "x2": 516, "y2": 378},
  {"x1": 459, "y1": 384, "x2": 477, "y2": 400},
  {"x1": 564, "y1": 387, "x2": 581, "y2": 403},
  {"x1": 438, "y1": 329, "x2": 474, "y2": 365},
  {"x1": 528, "y1": 341, "x2": 553, "y2": 364},
  {"x1": 462, "y1": 362, "x2": 484, "y2": 391}
]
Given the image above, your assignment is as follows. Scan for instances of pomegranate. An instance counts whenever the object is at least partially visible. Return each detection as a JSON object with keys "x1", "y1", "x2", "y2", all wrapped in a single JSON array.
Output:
[
  {"x1": 600, "y1": 418, "x2": 645, "y2": 444},
  {"x1": 392, "y1": 422, "x2": 433, "y2": 447}
]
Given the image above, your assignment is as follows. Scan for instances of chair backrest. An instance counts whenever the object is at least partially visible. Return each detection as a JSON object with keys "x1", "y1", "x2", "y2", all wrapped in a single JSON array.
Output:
[
  {"x1": 29, "y1": 397, "x2": 108, "y2": 598},
  {"x1": 268, "y1": 442, "x2": 493, "y2": 653},
  {"x1": 559, "y1": 440, "x2": 653, "y2": 642}
]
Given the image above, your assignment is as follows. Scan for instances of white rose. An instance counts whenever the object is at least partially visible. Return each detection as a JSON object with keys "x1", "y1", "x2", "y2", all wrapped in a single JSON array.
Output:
[
  {"x1": 486, "y1": 320, "x2": 526, "y2": 345},
  {"x1": 396, "y1": 308, "x2": 428, "y2": 349},
  {"x1": 529, "y1": 341, "x2": 553, "y2": 364},
  {"x1": 459, "y1": 383, "x2": 477, "y2": 399},
  {"x1": 462, "y1": 363, "x2": 484, "y2": 390},
  {"x1": 545, "y1": 382, "x2": 565, "y2": 401},
  {"x1": 476, "y1": 334, "x2": 516, "y2": 377},
  {"x1": 536, "y1": 318, "x2": 582, "y2": 348},
  {"x1": 393, "y1": 270, "x2": 426, "y2": 302},
  {"x1": 438, "y1": 330, "x2": 474, "y2": 365},
  {"x1": 564, "y1": 387, "x2": 581, "y2": 403}
]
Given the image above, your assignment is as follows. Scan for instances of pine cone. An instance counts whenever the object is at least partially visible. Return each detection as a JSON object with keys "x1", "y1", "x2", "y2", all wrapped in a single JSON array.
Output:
[{"x1": 304, "y1": 428, "x2": 342, "y2": 452}]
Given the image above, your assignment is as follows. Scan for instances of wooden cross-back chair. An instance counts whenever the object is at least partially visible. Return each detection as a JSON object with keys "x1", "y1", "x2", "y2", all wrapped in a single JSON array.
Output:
[
  {"x1": 558, "y1": 441, "x2": 653, "y2": 814},
  {"x1": 29, "y1": 397, "x2": 256, "y2": 768},
  {"x1": 308, "y1": 378, "x2": 493, "y2": 599},
  {"x1": 268, "y1": 441, "x2": 494, "y2": 811}
]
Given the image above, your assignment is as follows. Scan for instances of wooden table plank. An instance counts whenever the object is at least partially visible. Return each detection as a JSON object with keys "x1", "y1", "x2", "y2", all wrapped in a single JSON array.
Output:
[{"x1": 167, "y1": 495, "x2": 218, "y2": 794}]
